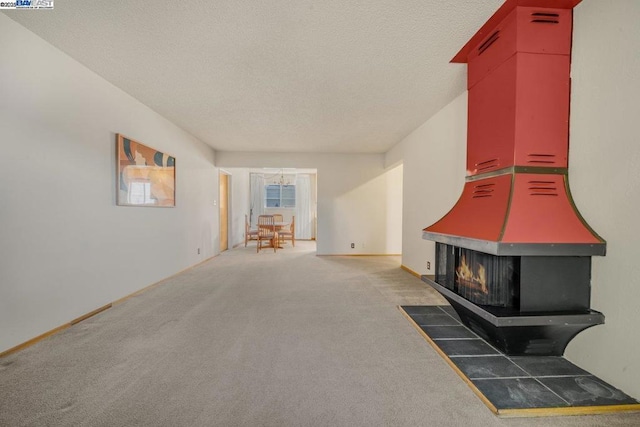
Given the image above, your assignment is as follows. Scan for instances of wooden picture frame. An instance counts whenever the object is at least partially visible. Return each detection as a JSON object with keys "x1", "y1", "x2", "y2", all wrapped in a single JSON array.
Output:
[{"x1": 116, "y1": 134, "x2": 176, "y2": 207}]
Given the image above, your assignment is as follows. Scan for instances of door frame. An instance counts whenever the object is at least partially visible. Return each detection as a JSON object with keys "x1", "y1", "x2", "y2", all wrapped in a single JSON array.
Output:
[{"x1": 219, "y1": 171, "x2": 231, "y2": 252}]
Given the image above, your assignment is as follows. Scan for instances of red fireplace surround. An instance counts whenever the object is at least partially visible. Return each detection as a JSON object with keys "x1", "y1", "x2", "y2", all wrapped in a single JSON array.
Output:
[{"x1": 421, "y1": 0, "x2": 605, "y2": 356}]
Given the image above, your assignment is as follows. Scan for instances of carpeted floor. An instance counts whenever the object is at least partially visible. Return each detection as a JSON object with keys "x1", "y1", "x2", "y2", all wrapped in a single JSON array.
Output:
[{"x1": 1, "y1": 241, "x2": 639, "y2": 426}]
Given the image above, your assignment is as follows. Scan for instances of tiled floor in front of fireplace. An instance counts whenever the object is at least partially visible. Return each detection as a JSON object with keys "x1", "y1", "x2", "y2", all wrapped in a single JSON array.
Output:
[{"x1": 400, "y1": 305, "x2": 640, "y2": 417}]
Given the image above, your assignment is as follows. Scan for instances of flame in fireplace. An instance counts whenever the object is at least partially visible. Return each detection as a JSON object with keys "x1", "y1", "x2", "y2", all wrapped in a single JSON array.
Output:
[{"x1": 455, "y1": 254, "x2": 488, "y2": 294}]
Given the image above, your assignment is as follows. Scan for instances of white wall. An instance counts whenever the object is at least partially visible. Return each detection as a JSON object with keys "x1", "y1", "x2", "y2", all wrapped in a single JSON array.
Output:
[
  {"x1": 385, "y1": 94, "x2": 467, "y2": 273},
  {"x1": 385, "y1": 165, "x2": 403, "y2": 254},
  {"x1": 0, "y1": 15, "x2": 219, "y2": 353},
  {"x1": 217, "y1": 152, "x2": 402, "y2": 254},
  {"x1": 332, "y1": 165, "x2": 402, "y2": 255},
  {"x1": 563, "y1": 0, "x2": 640, "y2": 398},
  {"x1": 386, "y1": 0, "x2": 640, "y2": 398}
]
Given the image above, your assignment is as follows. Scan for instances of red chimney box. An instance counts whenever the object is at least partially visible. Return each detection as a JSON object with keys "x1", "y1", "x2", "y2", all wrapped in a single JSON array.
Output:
[{"x1": 423, "y1": 0, "x2": 605, "y2": 256}]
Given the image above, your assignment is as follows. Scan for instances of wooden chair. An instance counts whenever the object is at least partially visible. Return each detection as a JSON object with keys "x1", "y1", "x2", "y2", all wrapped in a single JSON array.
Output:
[
  {"x1": 245, "y1": 214, "x2": 258, "y2": 247},
  {"x1": 278, "y1": 215, "x2": 295, "y2": 247},
  {"x1": 271, "y1": 214, "x2": 284, "y2": 245},
  {"x1": 257, "y1": 215, "x2": 278, "y2": 253}
]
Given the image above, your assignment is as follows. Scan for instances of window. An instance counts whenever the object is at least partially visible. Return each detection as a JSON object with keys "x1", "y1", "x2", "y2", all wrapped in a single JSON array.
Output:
[{"x1": 265, "y1": 184, "x2": 295, "y2": 208}]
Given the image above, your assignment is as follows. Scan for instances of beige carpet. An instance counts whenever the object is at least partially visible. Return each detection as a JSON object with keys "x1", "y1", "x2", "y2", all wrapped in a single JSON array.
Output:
[{"x1": 1, "y1": 241, "x2": 639, "y2": 426}]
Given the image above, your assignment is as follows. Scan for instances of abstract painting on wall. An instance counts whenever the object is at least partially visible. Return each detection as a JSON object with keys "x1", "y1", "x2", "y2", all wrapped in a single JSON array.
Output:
[{"x1": 116, "y1": 134, "x2": 176, "y2": 207}]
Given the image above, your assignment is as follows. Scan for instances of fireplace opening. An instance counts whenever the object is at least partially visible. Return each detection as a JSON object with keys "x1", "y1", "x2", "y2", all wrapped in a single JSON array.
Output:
[
  {"x1": 436, "y1": 244, "x2": 519, "y2": 308},
  {"x1": 435, "y1": 243, "x2": 593, "y2": 315}
]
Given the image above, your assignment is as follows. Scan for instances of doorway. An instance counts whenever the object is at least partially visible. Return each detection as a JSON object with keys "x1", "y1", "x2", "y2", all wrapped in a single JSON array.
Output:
[{"x1": 249, "y1": 169, "x2": 317, "y2": 242}]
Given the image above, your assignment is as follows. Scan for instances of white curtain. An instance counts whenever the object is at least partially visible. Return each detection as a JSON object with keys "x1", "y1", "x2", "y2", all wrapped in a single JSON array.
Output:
[
  {"x1": 295, "y1": 174, "x2": 312, "y2": 239},
  {"x1": 250, "y1": 173, "x2": 265, "y2": 228}
]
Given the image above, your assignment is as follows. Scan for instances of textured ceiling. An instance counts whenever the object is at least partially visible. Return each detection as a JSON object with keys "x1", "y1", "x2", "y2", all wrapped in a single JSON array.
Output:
[{"x1": 4, "y1": 0, "x2": 503, "y2": 153}]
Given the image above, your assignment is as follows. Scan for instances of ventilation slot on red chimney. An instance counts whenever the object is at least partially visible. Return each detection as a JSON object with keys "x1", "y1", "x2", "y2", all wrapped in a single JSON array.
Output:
[
  {"x1": 472, "y1": 183, "x2": 495, "y2": 198},
  {"x1": 476, "y1": 158, "x2": 500, "y2": 172},
  {"x1": 531, "y1": 12, "x2": 559, "y2": 24},
  {"x1": 529, "y1": 181, "x2": 558, "y2": 196},
  {"x1": 478, "y1": 31, "x2": 500, "y2": 55},
  {"x1": 527, "y1": 153, "x2": 557, "y2": 164}
]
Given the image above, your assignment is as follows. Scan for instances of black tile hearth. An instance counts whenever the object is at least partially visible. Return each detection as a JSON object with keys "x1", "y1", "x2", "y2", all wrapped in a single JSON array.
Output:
[
  {"x1": 437, "y1": 339, "x2": 500, "y2": 356},
  {"x1": 411, "y1": 314, "x2": 460, "y2": 326},
  {"x1": 509, "y1": 356, "x2": 589, "y2": 377},
  {"x1": 473, "y1": 378, "x2": 568, "y2": 409},
  {"x1": 440, "y1": 305, "x2": 461, "y2": 320},
  {"x1": 539, "y1": 376, "x2": 638, "y2": 406},
  {"x1": 420, "y1": 325, "x2": 477, "y2": 339},
  {"x1": 400, "y1": 305, "x2": 640, "y2": 416},
  {"x1": 452, "y1": 356, "x2": 528, "y2": 379},
  {"x1": 401, "y1": 305, "x2": 448, "y2": 316}
]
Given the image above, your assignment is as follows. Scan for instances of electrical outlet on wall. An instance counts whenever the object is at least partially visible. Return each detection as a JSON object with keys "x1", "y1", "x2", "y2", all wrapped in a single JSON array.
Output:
[
  {"x1": 351, "y1": 243, "x2": 355, "y2": 249},
  {"x1": 427, "y1": 261, "x2": 431, "y2": 270}
]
